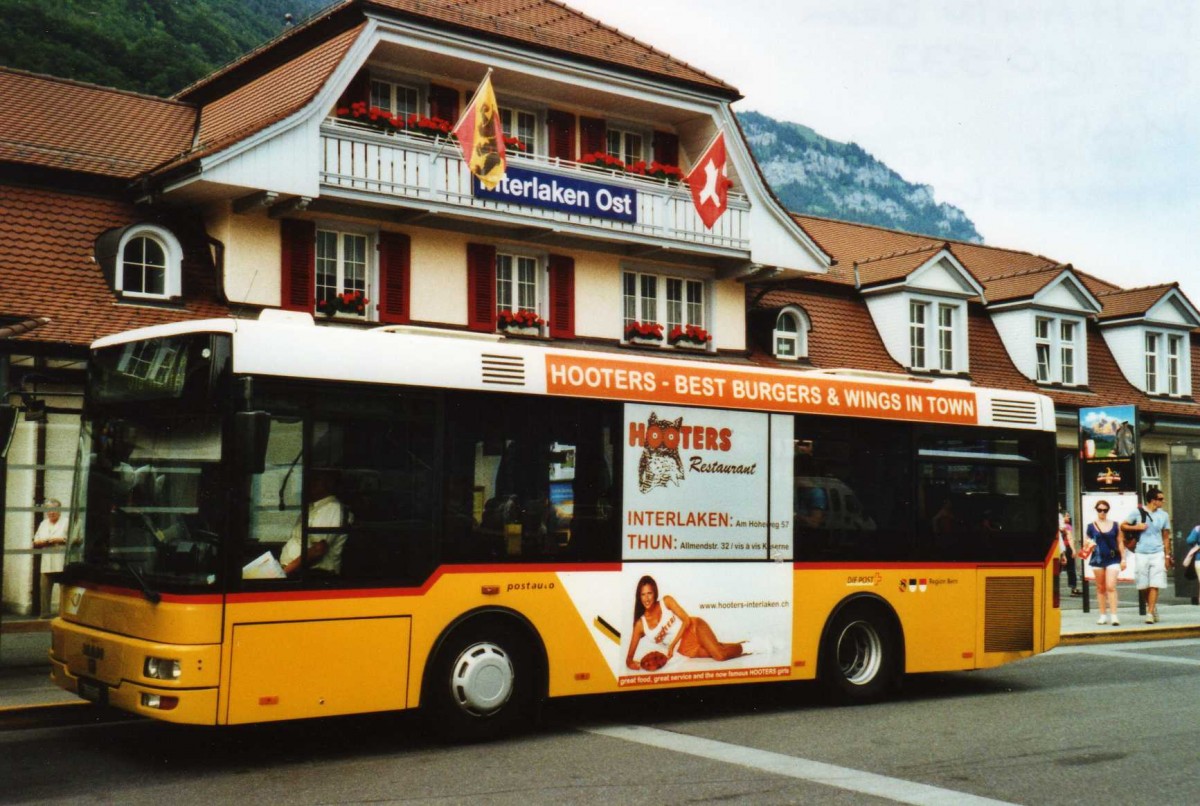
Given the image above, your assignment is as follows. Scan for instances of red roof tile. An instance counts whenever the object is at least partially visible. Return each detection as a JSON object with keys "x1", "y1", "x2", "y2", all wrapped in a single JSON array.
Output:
[
  {"x1": 855, "y1": 245, "x2": 946, "y2": 288},
  {"x1": 0, "y1": 185, "x2": 230, "y2": 348},
  {"x1": 1094, "y1": 284, "x2": 1177, "y2": 321},
  {"x1": 178, "y1": 0, "x2": 737, "y2": 104},
  {"x1": 0, "y1": 67, "x2": 196, "y2": 179},
  {"x1": 753, "y1": 287, "x2": 904, "y2": 374}
]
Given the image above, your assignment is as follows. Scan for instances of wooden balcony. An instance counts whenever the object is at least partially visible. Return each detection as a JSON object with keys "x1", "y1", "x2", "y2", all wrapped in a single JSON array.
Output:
[{"x1": 320, "y1": 120, "x2": 750, "y2": 254}]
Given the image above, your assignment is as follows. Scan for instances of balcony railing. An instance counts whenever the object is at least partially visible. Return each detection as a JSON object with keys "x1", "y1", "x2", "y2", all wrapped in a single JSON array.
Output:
[{"x1": 320, "y1": 119, "x2": 750, "y2": 252}]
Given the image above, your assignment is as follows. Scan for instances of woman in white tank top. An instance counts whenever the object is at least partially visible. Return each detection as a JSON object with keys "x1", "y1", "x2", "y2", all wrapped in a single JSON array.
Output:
[{"x1": 624, "y1": 574, "x2": 748, "y2": 671}]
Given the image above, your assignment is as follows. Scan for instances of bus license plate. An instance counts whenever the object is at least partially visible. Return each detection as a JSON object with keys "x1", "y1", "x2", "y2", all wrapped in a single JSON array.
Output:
[{"x1": 77, "y1": 678, "x2": 108, "y2": 705}]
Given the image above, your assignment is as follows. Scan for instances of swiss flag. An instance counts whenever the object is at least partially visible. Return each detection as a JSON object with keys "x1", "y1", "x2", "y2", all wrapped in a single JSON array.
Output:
[{"x1": 685, "y1": 131, "x2": 733, "y2": 229}]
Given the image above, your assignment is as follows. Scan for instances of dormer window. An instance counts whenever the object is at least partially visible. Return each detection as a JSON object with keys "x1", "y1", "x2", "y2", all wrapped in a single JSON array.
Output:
[
  {"x1": 1145, "y1": 331, "x2": 1189, "y2": 396},
  {"x1": 1034, "y1": 315, "x2": 1082, "y2": 385},
  {"x1": 114, "y1": 224, "x2": 183, "y2": 300},
  {"x1": 908, "y1": 298, "x2": 963, "y2": 372},
  {"x1": 773, "y1": 306, "x2": 810, "y2": 361}
]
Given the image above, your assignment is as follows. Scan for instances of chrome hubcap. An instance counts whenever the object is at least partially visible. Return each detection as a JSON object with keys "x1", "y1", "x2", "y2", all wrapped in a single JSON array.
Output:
[{"x1": 836, "y1": 620, "x2": 883, "y2": 685}]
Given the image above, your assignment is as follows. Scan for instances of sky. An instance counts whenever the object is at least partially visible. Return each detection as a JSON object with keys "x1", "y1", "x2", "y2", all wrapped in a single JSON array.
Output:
[{"x1": 565, "y1": 0, "x2": 1199, "y2": 303}]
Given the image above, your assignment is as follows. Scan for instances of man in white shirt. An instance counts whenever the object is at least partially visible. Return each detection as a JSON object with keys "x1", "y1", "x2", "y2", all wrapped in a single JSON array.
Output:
[{"x1": 281, "y1": 470, "x2": 348, "y2": 576}]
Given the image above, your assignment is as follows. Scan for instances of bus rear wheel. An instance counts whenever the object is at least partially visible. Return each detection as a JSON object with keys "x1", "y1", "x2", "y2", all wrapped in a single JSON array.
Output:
[
  {"x1": 819, "y1": 601, "x2": 900, "y2": 703},
  {"x1": 425, "y1": 621, "x2": 534, "y2": 742}
]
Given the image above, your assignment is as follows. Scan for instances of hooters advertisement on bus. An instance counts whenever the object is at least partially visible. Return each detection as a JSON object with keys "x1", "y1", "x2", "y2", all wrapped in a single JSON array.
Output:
[
  {"x1": 558, "y1": 563, "x2": 794, "y2": 689},
  {"x1": 623, "y1": 403, "x2": 793, "y2": 561}
]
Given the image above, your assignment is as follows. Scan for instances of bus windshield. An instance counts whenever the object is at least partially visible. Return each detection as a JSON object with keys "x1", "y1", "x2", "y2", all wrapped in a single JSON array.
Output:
[{"x1": 66, "y1": 413, "x2": 226, "y2": 589}]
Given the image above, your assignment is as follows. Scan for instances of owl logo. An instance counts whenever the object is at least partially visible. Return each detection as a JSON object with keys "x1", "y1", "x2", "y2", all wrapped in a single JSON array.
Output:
[{"x1": 637, "y1": 412, "x2": 685, "y2": 493}]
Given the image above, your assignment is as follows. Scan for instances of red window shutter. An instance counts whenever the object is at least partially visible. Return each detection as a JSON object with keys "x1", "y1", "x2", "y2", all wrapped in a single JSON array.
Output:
[
  {"x1": 336, "y1": 68, "x2": 370, "y2": 109},
  {"x1": 279, "y1": 219, "x2": 315, "y2": 312},
  {"x1": 378, "y1": 231, "x2": 411, "y2": 324},
  {"x1": 580, "y1": 116, "x2": 606, "y2": 158},
  {"x1": 466, "y1": 243, "x2": 497, "y2": 332},
  {"x1": 548, "y1": 254, "x2": 575, "y2": 339},
  {"x1": 428, "y1": 84, "x2": 459, "y2": 124},
  {"x1": 653, "y1": 131, "x2": 679, "y2": 167},
  {"x1": 546, "y1": 108, "x2": 576, "y2": 161}
]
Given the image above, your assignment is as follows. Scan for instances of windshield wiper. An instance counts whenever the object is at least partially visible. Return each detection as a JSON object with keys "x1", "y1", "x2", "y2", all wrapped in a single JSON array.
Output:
[{"x1": 111, "y1": 557, "x2": 162, "y2": 604}]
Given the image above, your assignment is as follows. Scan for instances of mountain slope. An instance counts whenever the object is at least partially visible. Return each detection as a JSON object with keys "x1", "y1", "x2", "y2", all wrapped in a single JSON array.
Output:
[
  {"x1": 738, "y1": 111, "x2": 982, "y2": 243},
  {"x1": 0, "y1": 0, "x2": 333, "y2": 97}
]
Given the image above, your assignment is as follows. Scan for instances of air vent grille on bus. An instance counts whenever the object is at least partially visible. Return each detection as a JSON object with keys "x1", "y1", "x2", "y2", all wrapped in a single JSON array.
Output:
[
  {"x1": 481, "y1": 354, "x2": 526, "y2": 386},
  {"x1": 991, "y1": 398, "x2": 1040, "y2": 426},
  {"x1": 983, "y1": 576, "x2": 1034, "y2": 653}
]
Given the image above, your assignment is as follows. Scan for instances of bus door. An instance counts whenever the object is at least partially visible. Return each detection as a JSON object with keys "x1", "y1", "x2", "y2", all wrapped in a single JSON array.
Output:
[{"x1": 224, "y1": 391, "x2": 439, "y2": 723}]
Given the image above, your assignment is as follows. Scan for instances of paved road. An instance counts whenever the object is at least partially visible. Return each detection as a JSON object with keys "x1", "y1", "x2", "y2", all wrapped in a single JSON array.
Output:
[{"x1": 5, "y1": 637, "x2": 1200, "y2": 805}]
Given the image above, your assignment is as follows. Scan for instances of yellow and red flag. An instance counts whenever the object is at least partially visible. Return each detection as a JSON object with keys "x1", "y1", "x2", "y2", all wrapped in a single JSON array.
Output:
[
  {"x1": 685, "y1": 130, "x2": 734, "y2": 229},
  {"x1": 453, "y1": 72, "x2": 507, "y2": 190}
]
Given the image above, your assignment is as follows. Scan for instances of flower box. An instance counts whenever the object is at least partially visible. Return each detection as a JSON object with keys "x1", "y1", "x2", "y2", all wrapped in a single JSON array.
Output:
[
  {"x1": 317, "y1": 290, "x2": 368, "y2": 318},
  {"x1": 497, "y1": 309, "x2": 544, "y2": 336},
  {"x1": 668, "y1": 324, "x2": 711, "y2": 349},
  {"x1": 624, "y1": 321, "x2": 664, "y2": 346}
]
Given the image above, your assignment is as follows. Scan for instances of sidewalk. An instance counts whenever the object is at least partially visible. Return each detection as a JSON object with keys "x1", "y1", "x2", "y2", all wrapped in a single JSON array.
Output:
[{"x1": 3, "y1": 588, "x2": 1199, "y2": 715}]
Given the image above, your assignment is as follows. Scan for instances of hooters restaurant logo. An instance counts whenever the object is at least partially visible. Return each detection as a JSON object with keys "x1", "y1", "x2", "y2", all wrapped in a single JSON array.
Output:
[{"x1": 629, "y1": 412, "x2": 732, "y2": 493}]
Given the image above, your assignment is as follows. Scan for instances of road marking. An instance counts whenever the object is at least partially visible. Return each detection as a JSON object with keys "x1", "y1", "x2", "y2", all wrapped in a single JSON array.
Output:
[
  {"x1": 585, "y1": 724, "x2": 1017, "y2": 806},
  {"x1": 1051, "y1": 642, "x2": 1200, "y2": 667}
]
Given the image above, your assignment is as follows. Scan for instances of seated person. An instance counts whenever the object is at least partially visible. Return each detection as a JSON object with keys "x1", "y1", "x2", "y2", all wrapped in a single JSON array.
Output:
[{"x1": 281, "y1": 469, "x2": 349, "y2": 576}]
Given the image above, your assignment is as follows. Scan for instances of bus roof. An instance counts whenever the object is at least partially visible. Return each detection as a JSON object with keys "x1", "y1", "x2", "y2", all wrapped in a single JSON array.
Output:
[{"x1": 91, "y1": 312, "x2": 1055, "y2": 430}]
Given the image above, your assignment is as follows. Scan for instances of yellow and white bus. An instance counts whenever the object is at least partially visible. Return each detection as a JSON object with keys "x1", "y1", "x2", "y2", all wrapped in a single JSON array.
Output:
[{"x1": 50, "y1": 311, "x2": 1060, "y2": 739}]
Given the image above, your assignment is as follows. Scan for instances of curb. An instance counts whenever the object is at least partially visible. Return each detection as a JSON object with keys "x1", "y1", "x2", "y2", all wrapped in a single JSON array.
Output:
[{"x1": 1059, "y1": 625, "x2": 1200, "y2": 646}]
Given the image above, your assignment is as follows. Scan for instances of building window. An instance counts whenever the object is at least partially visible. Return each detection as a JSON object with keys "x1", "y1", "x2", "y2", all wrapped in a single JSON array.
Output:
[
  {"x1": 1033, "y1": 315, "x2": 1083, "y2": 385},
  {"x1": 908, "y1": 299, "x2": 963, "y2": 372},
  {"x1": 496, "y1": 253, "x2": 540, "y2": 315},
  {"x1": 1035, "y1": 317, "x2": 1052, "y2": 382},
  {"x1": 123, "y1": 236, "x2": 167, "y2": 296},
  {"x1": 369, "y1": 79, "x2": 419, "y2": 119},
  {"x1": 937, "y1": 304, "x2": 955, "y2": 371},
  {"x1": 114, "y1": 224, "x2": 183, "y2": 300},
  {"x1": 500, "y1": 107, "x2": 538, "y2": 154},
  {"x1": 773, "y1": 307, "x2": 809, "y2": 361},
  {"x1": 623, "y1": 272, "x2": 657, "y2": 329},
  {"x1": 606, "y1": 127, "x2": 644, "y2": 164},
  {"x1": 622, "y1": 270, "x2": 706, "y2": 345},
  {"x1": 316, "y1": 229, "x2": 369, "y2": 315},
  {"x1": 1142, "y1": 454, "x2": 1163, "y2": 502},
  {"x1": 1167, "y1": 334, "x2": 1183, "y2": 396},
  {"x1": 910, "y1": 301, "x2": 927, "y2": 368},
  {"x1": 1061, "y1": 321, "x2": 1077, "y2": 385},
  {"x1": 1142, "y1": 330, "x2": 1190, "y2": 396}
]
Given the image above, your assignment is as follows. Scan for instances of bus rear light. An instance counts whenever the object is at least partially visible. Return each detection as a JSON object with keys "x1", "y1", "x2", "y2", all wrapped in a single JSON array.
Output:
[
  {"x1": 1052, "y1": 559, "x2": 1062, "y2": 608},
  {"x1": 144, "y1": 657, "x2": 181, "y2": 680},
  {"x1": 141, "y1": 693, "x2": 179, "y2": 710}
]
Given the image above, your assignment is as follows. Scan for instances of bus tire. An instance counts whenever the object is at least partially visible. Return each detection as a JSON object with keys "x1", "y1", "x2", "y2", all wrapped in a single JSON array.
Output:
[
  {"x1": 424, "y1": 619, "x2": 536, "y2": 742},
  {"x1": 818, "y1": 600, "x2": 901, "y2": 703}
]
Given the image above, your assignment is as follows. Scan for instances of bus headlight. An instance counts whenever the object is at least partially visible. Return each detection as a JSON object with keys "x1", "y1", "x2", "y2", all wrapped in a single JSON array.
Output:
[{"x1": 144, "y1": 657, "x2": 181, "y2": 680}]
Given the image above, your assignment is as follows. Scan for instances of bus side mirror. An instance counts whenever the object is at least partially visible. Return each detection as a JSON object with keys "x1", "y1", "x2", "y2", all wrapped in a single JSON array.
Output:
[
  {"x1": 233, "y1": 411, "x2": 270, "y2": 474},
  {"x1": 0, "y1": 403, "x2": 16, "y2": 459}
]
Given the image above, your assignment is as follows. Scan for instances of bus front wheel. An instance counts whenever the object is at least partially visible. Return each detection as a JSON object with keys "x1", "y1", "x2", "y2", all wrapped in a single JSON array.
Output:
[
  {"x1": 424, "y1": 621, "x2": 534, "y2": 741},
  {"x1": 818, "y1": 601, "x2": 901, "y2": 703}
]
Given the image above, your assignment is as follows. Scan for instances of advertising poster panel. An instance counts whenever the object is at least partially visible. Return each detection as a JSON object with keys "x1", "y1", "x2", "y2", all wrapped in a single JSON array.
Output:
[
  {"x1": 1081, "y1": 491, "x2": 1139, "y2": 582},
  {"x1": 623, "y1": 403, "x2": 790, "y2": 561},
  {"x1": 615, "y1": 563, "x2": 793, "y2": 687},
  {"x1": 1078, "y1": 405, "x2": 1139, "y2": 494}
]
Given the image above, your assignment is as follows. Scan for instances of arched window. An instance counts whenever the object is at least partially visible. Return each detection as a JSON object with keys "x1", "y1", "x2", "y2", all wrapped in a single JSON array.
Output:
[
  {"x1": 773, "y1": 306, "x2": 809, "y2": 360},
  {"x1": 116, "y1": 225, "x2": 182, "y2": 299}
]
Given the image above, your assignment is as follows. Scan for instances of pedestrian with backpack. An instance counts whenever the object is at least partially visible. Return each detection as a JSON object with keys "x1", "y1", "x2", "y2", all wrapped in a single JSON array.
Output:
[{"x1": 1121, "y1": 487, "x2": 1172, "y2": 623}]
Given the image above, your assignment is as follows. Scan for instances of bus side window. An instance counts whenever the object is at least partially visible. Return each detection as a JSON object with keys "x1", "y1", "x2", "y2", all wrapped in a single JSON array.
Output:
[{"x1": 245, "y1": 417, "x2": 304, "y2": 578}]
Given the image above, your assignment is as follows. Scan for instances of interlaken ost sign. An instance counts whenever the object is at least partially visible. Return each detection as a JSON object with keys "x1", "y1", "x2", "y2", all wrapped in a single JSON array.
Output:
[
  {"x1": 544, "y1": 354, "x2": 981, "y2": 425},
  {"x1": 473, "y1": 165, "x2": 637, "y2": 223}
]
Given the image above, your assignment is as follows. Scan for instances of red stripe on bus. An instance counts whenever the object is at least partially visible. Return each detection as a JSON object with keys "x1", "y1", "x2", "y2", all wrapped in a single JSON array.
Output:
[{"x1": 794, "y1": 561, "x2": 1046, "y2": 570}]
